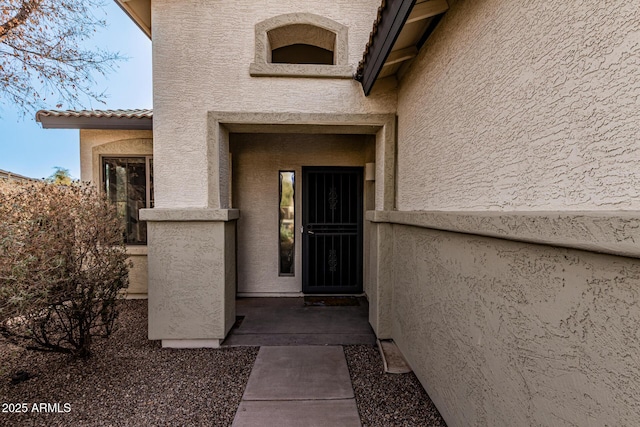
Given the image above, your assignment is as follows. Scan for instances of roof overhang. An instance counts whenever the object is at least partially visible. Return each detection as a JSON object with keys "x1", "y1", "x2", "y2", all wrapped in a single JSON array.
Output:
[
  {"x1": 114, "y1": 0, "x2": 151, "y2": 38},
  {"x1": 357, "y1": 0, "x2": 450, "y2": 95},
  {"x1": 0, "y1": 169, "x2": 40, "y2": 182},
  {"x1": 36, "y1": 110, "x2": 153, "y2": 130}
]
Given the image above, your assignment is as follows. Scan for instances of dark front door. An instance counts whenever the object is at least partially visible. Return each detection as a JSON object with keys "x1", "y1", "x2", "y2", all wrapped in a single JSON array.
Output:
[{"x1": 302, "y1": 167, "x2": 363, "y2": 294}]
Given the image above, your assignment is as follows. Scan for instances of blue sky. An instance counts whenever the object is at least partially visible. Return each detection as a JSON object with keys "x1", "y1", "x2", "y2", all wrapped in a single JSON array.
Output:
[{"x1": 0, "y1": 2, "x2": 152, "y2": 180}]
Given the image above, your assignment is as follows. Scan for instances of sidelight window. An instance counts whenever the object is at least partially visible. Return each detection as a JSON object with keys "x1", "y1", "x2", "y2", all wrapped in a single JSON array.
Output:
[{"x1": 279, "y1": 171, "x2": 295, "y2": 276}]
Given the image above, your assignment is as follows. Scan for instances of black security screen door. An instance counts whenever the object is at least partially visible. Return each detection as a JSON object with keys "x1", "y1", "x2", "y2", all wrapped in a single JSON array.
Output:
[{"x1": 302, "y1": 167, "x2": 363, "y2": 294}]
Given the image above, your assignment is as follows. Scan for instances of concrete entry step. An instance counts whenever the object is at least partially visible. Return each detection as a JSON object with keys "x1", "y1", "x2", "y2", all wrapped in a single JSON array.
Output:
[
  {"x1": 223, "y1": 297, "x2": 376, "y2": 346},
  {"x1": 225, "y1": 332, "x2": 375, "y2": 346}
]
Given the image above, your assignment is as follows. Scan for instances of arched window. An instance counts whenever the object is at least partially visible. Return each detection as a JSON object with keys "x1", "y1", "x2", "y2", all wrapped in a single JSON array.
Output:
[
  {"x1": 250, "y1": 13, "x2": 352, "y2": 78},
  {"x1": 269, "y1": 24, "x2": 335, "y2": 65}
]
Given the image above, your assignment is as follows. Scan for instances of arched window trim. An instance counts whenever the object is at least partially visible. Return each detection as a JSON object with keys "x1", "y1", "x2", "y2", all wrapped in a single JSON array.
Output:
[
  {"x1": 268, "y1": 24, "x2": 336, "y2": 58},
  {"x1": 250, "y1": 13, "x2": 353, "y2": 79}
]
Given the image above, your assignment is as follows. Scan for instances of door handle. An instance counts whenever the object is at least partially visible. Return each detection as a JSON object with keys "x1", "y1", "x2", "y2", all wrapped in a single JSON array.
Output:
[{"x1": 301, "y1": 226, "x2": 315, "y2": 235}]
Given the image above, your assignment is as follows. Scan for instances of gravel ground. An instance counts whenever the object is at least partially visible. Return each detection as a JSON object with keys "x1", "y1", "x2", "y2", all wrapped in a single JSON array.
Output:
[
  {"x1": 344, "y1": 345, "x2": 447, "y2": 427},
  {"x1": 1, "y1": 300, "x2": 446, "y2": 427},
  {"x1": 0, "y1": 300, "x2": 258, "y2": 427}
]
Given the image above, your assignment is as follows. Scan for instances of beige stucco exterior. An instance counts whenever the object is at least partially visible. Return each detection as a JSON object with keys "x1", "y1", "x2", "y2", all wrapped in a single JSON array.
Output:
[
  {"x1": 368, "y1": 211, "x2": 640, "y2": 426},
  {"x1": 79, "y1": 129, "x2": 153, "y2": 183},
  {"x1": 142, "y1": 0, "x2": 398, "y2": 347},
  {"x1": 378, "y1": 0, "x2": 640, "y2": 425},
  {"x1": 143, "y1": 216, "x2": 237, "y2": 344},
  {"x1": 141, "y1": 111, "x2": 396, "y2": 346},
  {"x1": 105, "y1": 0, "x2": 640, "y2": 424},
  {"x1": 231, "y1": 133, "x2": 375, "y2": 295},
  {"x1": 250, "y1": 12, "x2": 352, "y2": 78},
  {"x1": 150, "y1": 0, "x2": 396, "y2": 209},
  {"x1": 396, "y1": 0, "x2": 640, "y2": 212},
  {"x1": 390, "y1": 224, "x2": 640, "y2": 426},
  {"x1": 79, "y1": 129, "x2": 153, "y2": 298}
]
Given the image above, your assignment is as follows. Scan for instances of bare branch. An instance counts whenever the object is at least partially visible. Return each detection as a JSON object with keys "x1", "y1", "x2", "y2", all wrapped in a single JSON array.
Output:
[
  {"x1": 0, "y1": 180, "x2": 131, "y2": 358},
  {"x1": 0, "y1": 0, "x2": 122, "y2": 115},
  {"x1": 0, "y1": 0, "x2": 43, "y2": 40}
]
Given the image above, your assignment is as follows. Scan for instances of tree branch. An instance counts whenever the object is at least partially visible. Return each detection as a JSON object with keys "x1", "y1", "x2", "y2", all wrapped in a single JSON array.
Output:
[{"x1": 0, "y1": 0, "x2": 44, "y2": 41}]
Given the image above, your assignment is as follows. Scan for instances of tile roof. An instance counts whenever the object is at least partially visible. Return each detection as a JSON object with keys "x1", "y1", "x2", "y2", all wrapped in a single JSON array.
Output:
[
  {"x1": 356, "y1": 0, "x2": 449, "y2": 95},
  {"x1": 355, "y1": 0, "x2": 388, "y2": 82},
  {"x1": 0, "y1": 169, "x2": 41, "y2": 182},
  {"x1": 36, "y1": 109, "x2": 152, "y2": 120},
  {"x1": 36, "y1": 109, "x2": 153, "y2": 130}
]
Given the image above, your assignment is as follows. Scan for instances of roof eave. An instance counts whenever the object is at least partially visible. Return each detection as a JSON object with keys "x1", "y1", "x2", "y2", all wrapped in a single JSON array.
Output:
[
  {"x1": 0, "y1": 169, "x2": 40, "y2": 181},
  {"x1": 357, "y1": 0, "x2": 450, "y2": 96},
  {"x1": 359, "y1": 0, "x2": 417, "y2": 96},
  {"x1": 114, "y1": 0, "x2": 151, "y2": 39},
  {"x1": 37, "y1": 115, "x2": 152, "y2": 131}
]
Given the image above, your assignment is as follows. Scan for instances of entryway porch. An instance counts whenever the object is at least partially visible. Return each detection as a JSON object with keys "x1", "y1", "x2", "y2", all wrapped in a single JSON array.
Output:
[
  {"x1": 223, "y1": 297, "x2": 376, "y2": 346},
  {"x1": 141, "y1": 112, "x2": 397, "y2": 348}
]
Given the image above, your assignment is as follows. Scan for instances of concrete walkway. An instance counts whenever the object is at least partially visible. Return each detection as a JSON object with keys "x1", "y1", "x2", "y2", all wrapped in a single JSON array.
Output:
[
  {"x1": 227, "y1": 298, "x2": 374, "y2": 425},
  {"x1": 232, "y1": 346, "x2": 361, "y2": 426}
]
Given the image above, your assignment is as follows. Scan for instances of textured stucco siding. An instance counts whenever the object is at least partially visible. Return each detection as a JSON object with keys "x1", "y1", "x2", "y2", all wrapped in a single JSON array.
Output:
[
  {"x1": 79, "y1": 129, "x2": 153, "y2": 183},
  {"x1": 231, "y1": 133, "x2": 374, "y2": 294},
  {"x1": 365, "y1": 221, "x2": 393, "y2": 339},
  {"x1": 79, "y1": 129, "x2": 153, "y2": 297},
  {"x1": 390, "y1": 225, "x2": 640, "y2": 427},
  {"x1": 126, "y1": 248, "x2": 148, "y2": 297},
  {"x1": 396, "y1": 0, "x2": 640, "y2": 211},
  {"x1": 389, "y1": 1, "x2": 640, "y2": 424},
  {"x1": 151, "y1": 0, "x2": 395, "y2": 208},
  {"x1": 147, "y1": 221, "x2": 235, "y2": 340}
]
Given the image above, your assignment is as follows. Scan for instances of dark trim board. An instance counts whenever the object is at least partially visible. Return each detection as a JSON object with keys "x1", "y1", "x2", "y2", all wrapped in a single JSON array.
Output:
[{"x1": 360, "y1": 0, "x2": 416, "y2": 95}]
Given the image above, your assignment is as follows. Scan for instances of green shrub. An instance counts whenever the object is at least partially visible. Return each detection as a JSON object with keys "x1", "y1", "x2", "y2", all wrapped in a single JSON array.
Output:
[{"x1": 0, "y1": 180, "x2": 130, "y2": 358}]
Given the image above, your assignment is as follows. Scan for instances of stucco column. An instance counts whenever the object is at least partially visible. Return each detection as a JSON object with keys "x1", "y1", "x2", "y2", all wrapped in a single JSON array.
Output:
[{"x1": 140, "y1": 209, "x2": 238, "y2": 348}]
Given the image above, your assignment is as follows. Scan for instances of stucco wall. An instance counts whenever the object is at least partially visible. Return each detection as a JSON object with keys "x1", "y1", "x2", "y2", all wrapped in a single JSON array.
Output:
[
  {"x1": 147, "y1": 220, "x2": 236, "y2": 340},
  {"x1": 151, "y1": 0, "x2": 396, "y2": 209},
  {"x1": 79, "y1": 129, "x2": 153, "y2": 183},
  {"x1": 231, "y1": 133, "x2": 374, "y2": 294},
  {"x1": 389, "y1": 224, "x2": 640, "y2": 426},
  {"x1": 387, "y1": 1, "x2": 640, "y2": 425},
  {"x1": 396, "y1": 0, "x2": 640, "y2": 211},
  {"x1": 79, "y1": 129, "x2": 153, "y2": 297}
]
